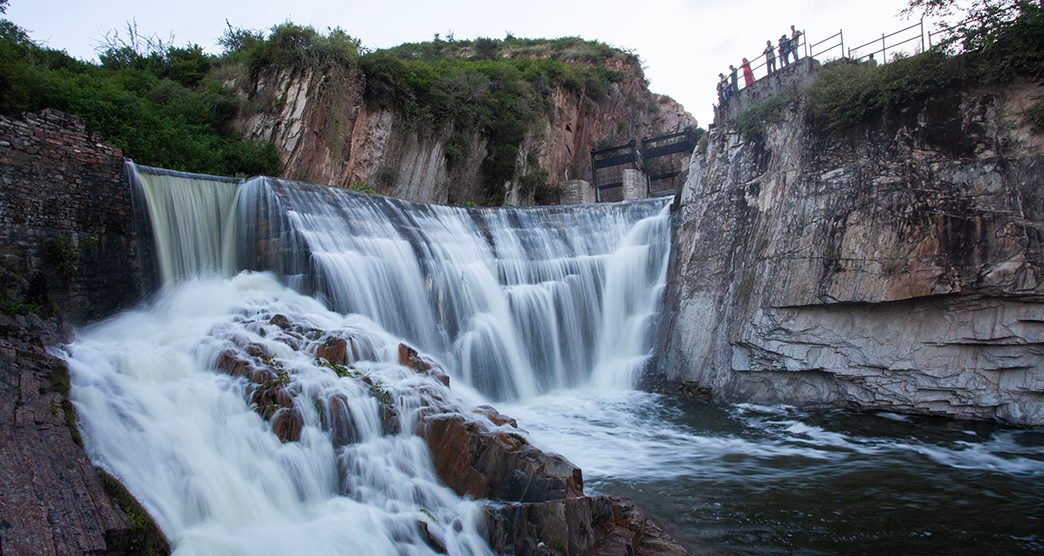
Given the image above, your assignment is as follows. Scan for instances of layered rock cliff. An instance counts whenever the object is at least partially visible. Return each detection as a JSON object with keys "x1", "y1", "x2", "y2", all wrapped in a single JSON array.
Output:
[
  {"x1": 656, "y1": 72, "x2": 1043, "y2": 424},
  {"x1": 224, "y1": 46, "x2": 693, "y2": 205}
]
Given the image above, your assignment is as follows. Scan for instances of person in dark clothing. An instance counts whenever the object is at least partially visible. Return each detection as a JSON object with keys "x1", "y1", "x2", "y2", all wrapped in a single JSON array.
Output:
[
  {"x1": 729, "y1": 65, "x2": 738, "y2": 93},
  {"x1": 779, "y1": 35, "x2": 791, "y2": 67},
  {"x1": 741, "y1": 57, "x2": 755, "y2": 86},
  {"x1": 718, "y1": 73, "x2": 730, "y2": 102},
  {"x1": 791, "y1": 25, "x2": 803, "y2": 61},
  {"x1": 763, "y1": 40, "x2": 776, "y2": 75}
]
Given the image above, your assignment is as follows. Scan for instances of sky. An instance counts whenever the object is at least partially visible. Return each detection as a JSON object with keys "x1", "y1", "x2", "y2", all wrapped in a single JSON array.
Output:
[{"x1": 7, "y1": 0, "x2": 941, "y2": 127}]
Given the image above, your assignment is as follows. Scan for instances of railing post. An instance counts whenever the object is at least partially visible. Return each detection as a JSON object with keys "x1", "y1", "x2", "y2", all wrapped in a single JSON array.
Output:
[
  {"x1": 920, "y1": 16, "x2": 926, "y2": 52},
  {"x1": 804, "y1": 28, "x2": 809, "y2": 58},
  {"x1": 881, "y1": 33, "x2": 887, "y2": 61},
  {"x1": 840, "y1": 29, "x2": 845, "y2": 59}
]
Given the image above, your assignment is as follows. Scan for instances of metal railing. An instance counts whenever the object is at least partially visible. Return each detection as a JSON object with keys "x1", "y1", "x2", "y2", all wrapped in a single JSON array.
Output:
[
  {"x1": 718, "y1": 29, "x2": 808, "y2": 98},
  {"x1": 848, "y1": 19, "x2": 925, "y2": 62},
  {"x1": 808, "y1": 29, "x2": 844, "y2": 59}
]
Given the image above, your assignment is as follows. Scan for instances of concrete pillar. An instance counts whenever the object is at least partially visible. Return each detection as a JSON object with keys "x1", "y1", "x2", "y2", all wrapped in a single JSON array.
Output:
[
  {"x1": 622, "y1": 169, "x2": 647, "y2": 200},
  {"x1": 559, "y1": 179, "x2": 596, "y2": 205}
]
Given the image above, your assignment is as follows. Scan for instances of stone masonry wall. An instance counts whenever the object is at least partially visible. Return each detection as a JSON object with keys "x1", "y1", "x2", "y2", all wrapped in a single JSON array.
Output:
[{"x1": 0, "y1": 108, "x2": 143, "y2": 323}]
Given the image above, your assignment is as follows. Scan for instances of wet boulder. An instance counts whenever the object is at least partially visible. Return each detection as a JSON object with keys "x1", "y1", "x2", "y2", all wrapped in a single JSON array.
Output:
[
  {"x1": 316, "y1": 336, "x2": 349, "y2": 365},
  {"x1": 417, "y1": 412, "x2": 583, "y2": 503},
  {"x1": 398, "y1": 343, "x2": 450, "y2": 387},
  {"x1": 271, "y1": 407, "x2": 304, "y2": 443}
]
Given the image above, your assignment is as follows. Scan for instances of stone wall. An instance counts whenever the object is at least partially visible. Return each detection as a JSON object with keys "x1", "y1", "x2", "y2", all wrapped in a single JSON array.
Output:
[
  {"x1": 656, "y1": 79, "x2": 1044, "y2": 424},
  {"x1": 715, "y1": 57, "x2": 819, "y2": 124},
  {"x1": 0, "y1": 109, "x2": 165, "y2": 553},
  {"x1": 559, "y1": 179, "x2": 596, "y2": 205},
  {"x1": 0, "y1": 109, "x2": 144, "y2": 323}
]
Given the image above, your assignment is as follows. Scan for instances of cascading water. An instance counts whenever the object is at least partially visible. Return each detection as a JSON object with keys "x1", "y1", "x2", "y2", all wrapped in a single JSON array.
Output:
[
  {"x1": 66, "y1": 164, "x2": 1043, "y2": 555},
  {"x1": 63, "y1": 163, "x2": 673, "y2": 554}
]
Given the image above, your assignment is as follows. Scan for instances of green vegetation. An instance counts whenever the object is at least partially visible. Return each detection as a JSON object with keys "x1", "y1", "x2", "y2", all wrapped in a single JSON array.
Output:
[
  {"x1": 355, "y1": 38, "x2": 626, "y2": 203},
  {"x1": 97, "y1": 469, "x2": 170, "y2": 555},
  {"x1": 737, "y1": 95, "x2": 789, "y2": 139},
  {"x1": 1, "y1": 12, "x2": 639, "y2": 202},
  {"x1": 0, "y1": 19, "x2": 279, "y2": 176},
  {"x1": 317, "y1": 357, "x2": 360, "y2": 378},
  {"x1": 806, "y1": 2, "x2": 1044, "y2": 133}
]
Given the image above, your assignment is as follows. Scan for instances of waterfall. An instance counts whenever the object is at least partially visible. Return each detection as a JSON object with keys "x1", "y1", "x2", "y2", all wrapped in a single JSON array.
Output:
[
  {"x1": 128, "y1": 163, "x2": 243, "y2": 283},
  {"x1": 129, "y1": 164, "x2": 672, "y2": 397},
  {"x1": 64, "y1": 163, "x2": 672, "y2": 553}
]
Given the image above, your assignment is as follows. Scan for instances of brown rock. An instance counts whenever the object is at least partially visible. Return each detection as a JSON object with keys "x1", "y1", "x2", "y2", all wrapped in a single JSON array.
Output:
[
  {"x1": 215, "y1": 349, "x2": 252, "y2": 377},
  {"x1": 473, "y1": 404, "x2": 519, "y2": 428},
  {"x1": 399, "y1": 343, "x2": 450, "y2": 387},
  {"x1": 321, "y1": 394, "x2": 359, "y2": 446},
  {"x1": 417, "y1": 412, "x2": 583, "y2": 503},
  {"x1": 486, "y1": 496, "x2": 690, "y2": 556},
  {"x1": 271, "y1": 407, "x2": 304, "y2": 442},
  {"x1": 417, "y1": 520, "x2": 448, "y2": 554},
  {"x1": 269, "y1": 314, "x2": 292, "y2": 329},
  {"x1": 316, "y1": 336, "x2": 348, "y2": 365},
  {"x1": 245, "y1": 342, "x2": 270, "y2": 358}
]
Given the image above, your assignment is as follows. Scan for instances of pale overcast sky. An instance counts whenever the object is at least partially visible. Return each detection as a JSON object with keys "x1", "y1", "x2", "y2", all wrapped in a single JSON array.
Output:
[{"x1": 8, "y1": 0, "x2": 939, "y2": 127}]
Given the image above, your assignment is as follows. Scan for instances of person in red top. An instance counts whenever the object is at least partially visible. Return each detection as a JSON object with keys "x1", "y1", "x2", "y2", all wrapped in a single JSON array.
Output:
[{"x1": 741, "y1": 58, "x2": 755, "y2": 86}]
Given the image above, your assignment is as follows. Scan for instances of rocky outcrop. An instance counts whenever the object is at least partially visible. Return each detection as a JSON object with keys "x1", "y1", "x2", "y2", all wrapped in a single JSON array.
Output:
[
  {"x1": 656, "y1": 75, "x2": 1044, "y2": 424},
  {"x1": 229, "y1": 58, "x2": 693, "y2": 206},
  {"x1": 0, "y1": 313, "x2": 168, "y2": 554},
  {"x1": 208, "y1": 311, "x2": 689, "y2": 554},
  {"x1": 418, "y1": 405, "x2": 688, "y2": 555}
]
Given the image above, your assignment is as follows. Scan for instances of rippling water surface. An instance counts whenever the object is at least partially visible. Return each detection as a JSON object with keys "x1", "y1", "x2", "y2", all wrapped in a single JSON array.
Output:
[{"x1": 503, "y1": 391, "x2": 1044, "y2": 555}]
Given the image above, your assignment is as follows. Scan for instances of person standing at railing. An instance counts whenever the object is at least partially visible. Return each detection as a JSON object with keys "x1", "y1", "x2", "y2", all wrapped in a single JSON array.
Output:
[
  {"x1": 718, "y1": 73, "x2": 733, "y2": 102},
  {"x1": 741, "y1": 58, "x2": 755, "y2": 86},
  {"x1": 764, "y1": 40, "x2": 776, "y2": 75},
  {"x1": 791, "y1": 25, "x2": 803, "y2": 61},
  {"x1": 729, "y1": 65, "x2": 739, "y2": 93},
  {"x1": 779, "y1": 35, "x2": 791, "y2": 67}
]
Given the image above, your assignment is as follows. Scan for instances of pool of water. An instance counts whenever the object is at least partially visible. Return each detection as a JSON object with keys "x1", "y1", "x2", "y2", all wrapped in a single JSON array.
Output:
[{"x1": 501, "y1": 390, "x2": 1044, "y2": 555}]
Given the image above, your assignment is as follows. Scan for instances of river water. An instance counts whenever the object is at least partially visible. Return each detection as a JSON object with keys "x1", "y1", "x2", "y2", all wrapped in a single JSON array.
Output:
[
  {"x1": 504, "y1": 390, "x2": 1044, "y2": 554},
  {"x1": 61, "y1": 164, "x2": 1043, "y2": 554}
]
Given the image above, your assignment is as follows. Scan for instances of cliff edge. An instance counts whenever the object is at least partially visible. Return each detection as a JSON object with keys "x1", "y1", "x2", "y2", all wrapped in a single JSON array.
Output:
[{"x1": 657, "y1": 64, "x2": 1043, "y2": 424}]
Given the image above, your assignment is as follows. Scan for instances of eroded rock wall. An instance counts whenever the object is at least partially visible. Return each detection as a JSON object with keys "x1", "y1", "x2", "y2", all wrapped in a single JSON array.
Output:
[
  {"x1": 656, "y1": 78, "x2": 1044, "y2": 424},
  {"x1": 230, "y1": 60, "x2": 693, "y2": 205},
  {"x1": 0, "y1": 110, "x2": 166, "y2": 553}
]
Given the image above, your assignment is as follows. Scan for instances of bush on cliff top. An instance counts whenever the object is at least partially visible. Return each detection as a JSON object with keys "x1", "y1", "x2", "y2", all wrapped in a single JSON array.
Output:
[
  {"x1": 738, "y1": 95, "x2": 790, "y2": 139},
  {"x1": 806, "y1": 2, "x2": 1044, "y2": 133},
  {"x1": 0, "y1": 20, "x2": 280, "y2": 176},
  {"x1": 357, "y1": 39, "x2": 626, "y2": 205}
]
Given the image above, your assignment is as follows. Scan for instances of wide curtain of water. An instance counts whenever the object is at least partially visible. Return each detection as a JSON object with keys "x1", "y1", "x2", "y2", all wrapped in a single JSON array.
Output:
[{"x1": 64, "y1": 164, "x2": 1044, "y2": 555}]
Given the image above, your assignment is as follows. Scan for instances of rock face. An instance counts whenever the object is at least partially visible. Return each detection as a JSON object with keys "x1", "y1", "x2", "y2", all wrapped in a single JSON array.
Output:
[
  {"x1": 656, "y1": 74, "x2": 1044, "y2": 424},
  {"x1": 0, "y1": 313, "x2": 167, "y2": 554},
  {"x1": 417, "y1": 406, "x2": 688, "y2": 555},
  {"x1": 0, "y1": 110, "x2": 166, "y2": 553},
  {"x1": 229, "y1": 59, "x2": 693, "y2": 205}
]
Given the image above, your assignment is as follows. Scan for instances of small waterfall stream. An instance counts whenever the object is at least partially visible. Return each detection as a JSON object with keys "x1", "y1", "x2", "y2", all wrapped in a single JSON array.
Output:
[{"x1": 66, "y1": 164, "x2": 672, "y2": 554}]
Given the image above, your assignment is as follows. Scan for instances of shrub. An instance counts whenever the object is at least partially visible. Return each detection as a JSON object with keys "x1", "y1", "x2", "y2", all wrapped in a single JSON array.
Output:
[
  {"x1": 737, "y1": 94, "x2": 789, "y2": 138},
  {"x1": 806, "y1": 3, "x2": 1044, "y2": 133},
  {"x1": 0, "y1": 20, "x2": 280, "y2": 177}
]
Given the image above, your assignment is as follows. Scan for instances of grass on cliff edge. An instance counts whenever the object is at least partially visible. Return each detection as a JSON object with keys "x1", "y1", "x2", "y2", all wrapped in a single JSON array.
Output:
[
  {"x1": 217, "y1": 25, "x2": 634, "y2": 204},
  {"x1": 805, "y1": 3, "x2": 1044, "y2": 133},
  {"x1": 0, "y1": 20, "x2": 280, "y2": 177}
]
